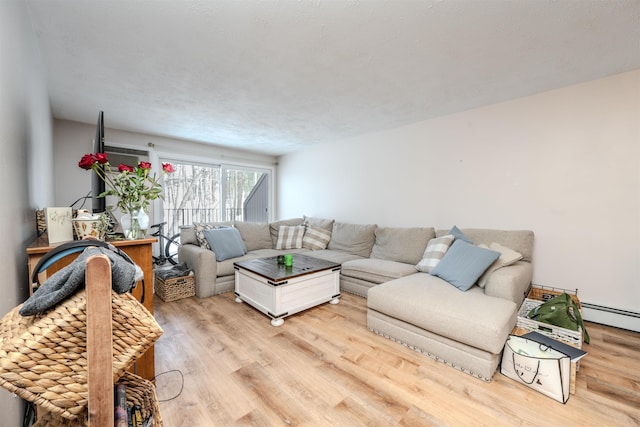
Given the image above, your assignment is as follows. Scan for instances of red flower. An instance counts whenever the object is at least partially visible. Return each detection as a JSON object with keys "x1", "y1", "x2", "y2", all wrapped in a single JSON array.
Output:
[
  {"x1": 162, "y1": 162, "x2": 175, "y2": 173},
  {"x1": 78, "y1": 153, "x2": 96, "y2": 170},
  {"x1": 94, "y1": 152, "x2": 109, "y2": 164},
  {"x1": 78, "y1": 152, "x2": 173, "y2": 213}
]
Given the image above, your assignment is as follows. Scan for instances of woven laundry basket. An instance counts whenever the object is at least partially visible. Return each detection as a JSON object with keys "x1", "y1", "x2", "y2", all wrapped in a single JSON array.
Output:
[
  {"x1": 32, "y1": 371, "x2": 163, "y2": 427},
  {"x1": 0, "y1": 289, "x2": 163, "y2": 420},
  {"x1": 155, "y1": 273, "x2": 195, "y2": 302}
]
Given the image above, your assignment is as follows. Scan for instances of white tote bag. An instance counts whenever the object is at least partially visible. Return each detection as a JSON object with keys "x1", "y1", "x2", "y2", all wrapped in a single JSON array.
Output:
[{"x1": 501, "y1": 335, "x2": 571, "y2": 403}]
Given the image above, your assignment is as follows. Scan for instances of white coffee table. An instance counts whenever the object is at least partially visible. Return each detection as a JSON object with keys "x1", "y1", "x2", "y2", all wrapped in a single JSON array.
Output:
[{"x1": 234, "y1": 254, "x2": 341, "y2": 326}]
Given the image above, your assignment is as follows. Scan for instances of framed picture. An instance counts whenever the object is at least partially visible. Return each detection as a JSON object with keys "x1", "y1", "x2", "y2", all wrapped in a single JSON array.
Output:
[{"x1": 46, "y1": 207, "x2": 73, "y2": 244}]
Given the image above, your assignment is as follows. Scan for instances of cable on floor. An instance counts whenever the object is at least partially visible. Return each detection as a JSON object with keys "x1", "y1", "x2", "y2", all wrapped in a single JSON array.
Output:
[{"x1": 153, "y1": 369, "x2": 185, "y2": 402}]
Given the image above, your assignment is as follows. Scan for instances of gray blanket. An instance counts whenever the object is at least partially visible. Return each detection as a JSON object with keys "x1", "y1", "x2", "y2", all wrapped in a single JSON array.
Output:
[{"x1": 20, "y1": 247, "x2": 138, "y2": 316}]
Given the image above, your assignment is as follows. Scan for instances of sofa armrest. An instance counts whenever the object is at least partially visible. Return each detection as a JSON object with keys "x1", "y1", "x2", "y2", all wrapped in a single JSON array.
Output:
[
  {"x1": 178, "y1": 243, "x2": 218, "y2": 298},
  {"x1": 483, "y1": 261, "x2": 533, "y2": 305}
]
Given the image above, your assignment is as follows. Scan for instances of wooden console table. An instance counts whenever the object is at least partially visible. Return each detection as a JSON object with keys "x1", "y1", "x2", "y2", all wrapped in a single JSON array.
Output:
[{"x1": 26, "y1": 236, "x2": 157, "y2": 381}]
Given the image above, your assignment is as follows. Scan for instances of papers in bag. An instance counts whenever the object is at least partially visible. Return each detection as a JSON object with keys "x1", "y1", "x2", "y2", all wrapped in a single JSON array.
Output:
[{"x1": 501, "y1": 335, "x2": 571, "y2": 403}]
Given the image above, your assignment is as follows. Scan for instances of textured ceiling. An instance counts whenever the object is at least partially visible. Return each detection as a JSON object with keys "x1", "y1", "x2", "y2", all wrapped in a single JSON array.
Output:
[{"x1": 26, "y1": 0, "x2": 640, "y2": 156}]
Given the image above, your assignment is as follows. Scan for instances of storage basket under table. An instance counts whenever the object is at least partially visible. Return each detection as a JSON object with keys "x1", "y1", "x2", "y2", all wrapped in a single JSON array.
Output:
[{"x1": 155, "y1": 273, "x2": 196, "y2": 302}]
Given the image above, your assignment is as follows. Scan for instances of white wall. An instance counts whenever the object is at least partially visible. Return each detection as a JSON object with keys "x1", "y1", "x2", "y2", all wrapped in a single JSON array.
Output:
[
  {"x1": 0, "y1": 1, "x2": 54, "y2": 423},
  {"x1": 278, "y1": 70, "x2": 640, "y2": 323}
]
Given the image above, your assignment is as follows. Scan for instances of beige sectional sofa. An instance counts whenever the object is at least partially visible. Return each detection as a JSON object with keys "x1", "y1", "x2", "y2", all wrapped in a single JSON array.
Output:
[{"x1": 178, "y1": 217, "x2": 534, "y2": 381}]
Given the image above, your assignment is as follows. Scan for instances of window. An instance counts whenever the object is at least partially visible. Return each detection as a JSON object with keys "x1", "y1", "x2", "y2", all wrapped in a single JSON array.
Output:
[
  {"x1": 160, "y1": 160, "x2": 270, "y2": 235},
  {"x1": 222, "y1": 166, "x2": 270, "y2": 223}
]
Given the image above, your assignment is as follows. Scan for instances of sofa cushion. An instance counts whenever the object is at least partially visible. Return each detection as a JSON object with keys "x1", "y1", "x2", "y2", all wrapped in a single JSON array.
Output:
[
  {"x1": 483, "y1": 261, "x2": 533, "y2": 304},
  {"x1": 203, "y1": 227, "x2": 247, "y2": 261},
  {"x1": 342, "y1": 259, "x2": 418, "y2": 284},
  {"x1": 179, "y1": 225, "x2": 198, "y2": 245},
  {"x1": 303, "y1": 216, "x2": 335, "y2": 232},
  {"x1": 430, "y1": 240, "x2": 500, "y2": 291},
  {"x1": 477, "y1": 243, "x2": 523, "y2": 288},
  {"x1": 193, "y1": 221, "x2": 234, "y2": 250},
  {"x1": 327, "y1": 222, "x2": 377, "y2": 257},
  {"x1": 302, "y1": 224, "x2": 332, "y2": 250},
  {"x1": 436, "y1": 228, "x2": 534, "y2": 263},
  {"x1": 234, "y1": 222, "x2": 272, "y2": 251},
  {"x1": 269, "y1": 218, "x2": 304, "y2": 247},
  {"x1": 416, "y1": 234, "x2": 455, "y2": 273},
  {"x1": 370, "y1": 227, "x2": 434, "y2": 265},
  {"x1": 303, "y1": 249, "x2": 364, "y2": 265},
  {"x1": 275, "y1": 225, "x2": 305, "y2": 249},
  {"x1": 368, "y1": 274, "x2": 517, "y2": 354}
]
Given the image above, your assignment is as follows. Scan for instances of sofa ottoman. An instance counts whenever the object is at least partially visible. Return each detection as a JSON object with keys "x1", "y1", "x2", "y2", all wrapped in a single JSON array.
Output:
[{"x1": 367, "y1": 273, "x2": 518, "y2": 381}]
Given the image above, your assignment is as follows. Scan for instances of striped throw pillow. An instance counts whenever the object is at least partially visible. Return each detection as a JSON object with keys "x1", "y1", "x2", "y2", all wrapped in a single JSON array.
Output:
[
  {"x1": 302, "y1": 224, "x2": 332, "y2": 250},
  {"x1": 276, "y1": 225, "x2": 305, "y2": 250},
  {"x1": 416, "y1": 234, "x2": 455, "y2": 273}
]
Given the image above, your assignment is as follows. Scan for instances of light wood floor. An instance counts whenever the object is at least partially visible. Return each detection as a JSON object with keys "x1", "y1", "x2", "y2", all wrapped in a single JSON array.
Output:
[{"x1": 153, "y1": 292, "x2": 640, "y2": 426}]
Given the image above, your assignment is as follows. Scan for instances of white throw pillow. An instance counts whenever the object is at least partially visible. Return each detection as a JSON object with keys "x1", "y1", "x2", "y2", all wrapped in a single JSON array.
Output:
[{"x1": 477, "y1": 242, "x2": 523, "y2": 288}]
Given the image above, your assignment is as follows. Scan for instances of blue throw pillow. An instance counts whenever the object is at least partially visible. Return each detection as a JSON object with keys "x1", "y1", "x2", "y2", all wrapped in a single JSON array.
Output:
[
  {"x1": 449, "y1": 225, "x2": 473, "y2": 243},
  {"x1": 203, "y1": 227, "x2": 247, "y2": 261},
  {"x1": 430, "y1": 239, "x2": 500, "y2": 291}
]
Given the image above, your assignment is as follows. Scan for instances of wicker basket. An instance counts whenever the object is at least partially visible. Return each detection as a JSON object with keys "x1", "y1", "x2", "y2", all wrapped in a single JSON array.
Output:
[
  {"x1": 0, "y1": 290, "x2": 163, "y2": 420},
  {"x1": 155, "y1": 273, "x2": 195, "y2": 302},
  {"x1": 516, "y1": 285, "x2": 583, "y2": 349},
  {"x1": 32, "y1": 371, "x2": 163, "y2": 426},
  {"x1": 527, "y1": 285, "x2": 581, "y2": 308}
]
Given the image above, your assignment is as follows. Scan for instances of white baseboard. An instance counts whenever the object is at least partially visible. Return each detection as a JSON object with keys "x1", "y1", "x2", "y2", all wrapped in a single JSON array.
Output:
[{"x1": 582, "y1": 303, "x2": 640, "y2": 333}]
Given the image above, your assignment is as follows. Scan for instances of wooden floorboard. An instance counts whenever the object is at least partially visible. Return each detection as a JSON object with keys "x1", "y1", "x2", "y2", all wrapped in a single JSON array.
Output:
[{"x1": 153, "y1": 292, "x2": 640, "y2": 426}]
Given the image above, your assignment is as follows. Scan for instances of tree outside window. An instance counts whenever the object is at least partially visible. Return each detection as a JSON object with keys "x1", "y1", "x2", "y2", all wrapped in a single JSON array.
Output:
[{"x1": 161, "y1": 161, "x2": 270, "y2": 235}]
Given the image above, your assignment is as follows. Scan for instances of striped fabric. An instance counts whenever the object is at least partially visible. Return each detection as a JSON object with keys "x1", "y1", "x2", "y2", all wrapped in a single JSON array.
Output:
[
  {"x1": 276, "y1": 225, "x2": 305, "y2": 249},
  {"x1": 415, "y1": 234, "x2": 455, "y2": 273},
  {"x1": 302, "y1": 224, "x2": 332, "y2": 250}
]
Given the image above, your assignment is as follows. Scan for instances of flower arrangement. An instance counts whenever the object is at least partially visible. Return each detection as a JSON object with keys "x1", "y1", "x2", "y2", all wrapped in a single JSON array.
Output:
[{"x1": 78, "y1": 152, "x2": 174, "y2": 213}]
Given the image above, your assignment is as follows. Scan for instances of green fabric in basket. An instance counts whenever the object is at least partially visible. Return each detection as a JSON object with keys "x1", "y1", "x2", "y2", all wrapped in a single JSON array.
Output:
[{"x1": 527, "y1": 293, "x2": 590, "y2": 344}]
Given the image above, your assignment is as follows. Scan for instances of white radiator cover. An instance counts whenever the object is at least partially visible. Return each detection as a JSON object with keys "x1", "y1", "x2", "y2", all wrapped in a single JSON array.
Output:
[{"x1": 582, "y1": 303, "x2": 640, "y2": 333}]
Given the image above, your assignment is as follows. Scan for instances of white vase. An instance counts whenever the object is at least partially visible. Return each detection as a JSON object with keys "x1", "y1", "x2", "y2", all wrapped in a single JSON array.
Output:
[{"x1": 121, "y1": 208, "x2": 149, "y2": 239}]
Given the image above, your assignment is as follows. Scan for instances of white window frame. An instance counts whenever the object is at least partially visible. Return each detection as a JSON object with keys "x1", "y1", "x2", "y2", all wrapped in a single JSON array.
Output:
[{"x1": 153, "y1": 151, "x2": 274, "y2": 228}]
